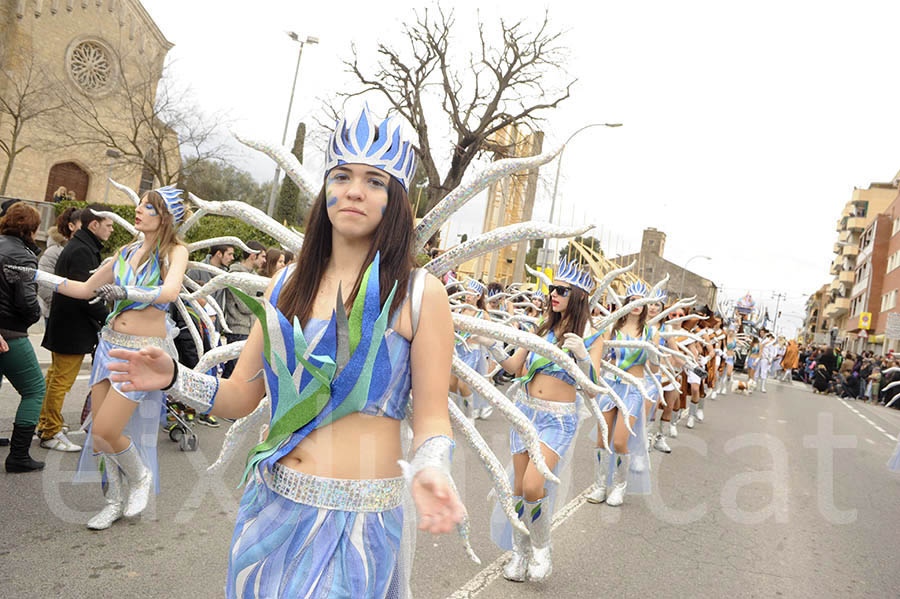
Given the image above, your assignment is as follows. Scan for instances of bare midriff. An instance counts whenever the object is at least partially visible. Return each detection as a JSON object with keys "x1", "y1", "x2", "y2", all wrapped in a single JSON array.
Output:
[
  {"x1": 277, "y1": 413, "x2": 403, "y2": 479},
  {"x1": 527, "y1": 372, "x2": 576, "y2": 403},
  {"x1": 111, "y1": 307, "x2": 168, "y2": 339}
]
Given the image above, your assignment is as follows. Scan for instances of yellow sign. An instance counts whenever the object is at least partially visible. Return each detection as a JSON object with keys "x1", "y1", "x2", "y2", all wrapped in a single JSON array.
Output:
[{"x1": 859, "y1": 312, "x2": 872, "y2": 330}]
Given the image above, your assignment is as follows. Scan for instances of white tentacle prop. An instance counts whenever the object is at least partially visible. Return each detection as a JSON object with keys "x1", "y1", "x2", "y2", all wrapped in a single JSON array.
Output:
[
  {"x1": 180, "y1": 293, "x2": 222, "y2": 348},
  {"x1": 451, "y1": 355, "x2": 560, "y2": 484},
  {"x1": 414, "y1": 143, "x2": 565, "y2": 251},
  {"x1": 647, "y1": 297, "x2": 696, "y2": 326},
  {"x1": 649, "y1": 274, "x2": 670, "y2": 298},
  {"x1": 194, "y1": 340, "x2": 246, "y2": 374},
  {"x1": 177, "y1": 207, "x2": 208, "y2": 236},
  {"x1": 591, "y1": 261, "x2": 635, "y2": 307},
  {"x1": 525, "y1": 263, "x2": 552, "y2": 290},
  {"x1": 187, "y1": 237, "x2": 263, "y2": 256},
  {"x1": 233, "y1": 133, "x2": 322, "y2": 202},
  {"x1": 108, "y1": 178, "x2": 140, "y2": 206},
  {"x1": 181, "y1": 277, "x2": 231, "y2": 335},
  {"x1": 186, "y1": 261, "x2": 229, "y2": 279},
  {"x1": 606, "y1": 288, "x2": 623, "y2": 309},
  {"x1": 173, "y1": 297, "x2": 204, "y2": 361},
  {"x1": 663, "y1": 313, "x2": 708, "y2": 327},
  {"x1": 207, "y1": 396, "x2": 269, "y2": 473},
  {"x1": 596, "y1": 296, "x2": 662, "y2": 331},
  {"x1": 445, "y1": 398, "x2": 529, "y2": 537},
  {"x1": 187, "y1": 192, "x2": 304, "y2": 252},
  {"x1": 88, "y1": 209, "x2": 139, "y2": 237},
  {"x1": 181, "y1": 272, "x2": 270, "y2": 302},
  {"x1": 424, "y1": 223, "x2": 594, "y2": 278},
  {"x1": 453, "y1": 314, "x2": 634, "y2": 435},
  {"x1": 660, "y1": 330, "x2": 712, "y2": 347}
]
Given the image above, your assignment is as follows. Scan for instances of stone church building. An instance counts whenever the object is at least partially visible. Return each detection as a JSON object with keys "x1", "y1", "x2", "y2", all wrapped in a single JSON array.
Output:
[{"x1": 0, "y1": 0, "x2": 173, "y2": 230}]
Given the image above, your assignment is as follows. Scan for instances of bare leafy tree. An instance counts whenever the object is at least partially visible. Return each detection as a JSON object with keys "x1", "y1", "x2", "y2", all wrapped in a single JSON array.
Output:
[
  {"x1": 0, "y1": 48, "x2": 63, "y2": 194},
  {"x1": 52, "y1": 51, "x2": 230, "y2": 187},
  {"x1": 341, "y1": 5, "x2": 573, "y2": 215}
]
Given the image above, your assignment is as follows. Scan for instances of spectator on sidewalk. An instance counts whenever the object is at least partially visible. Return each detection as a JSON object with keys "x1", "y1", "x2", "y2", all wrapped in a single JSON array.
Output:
[
  {"x1": 0, "y1": 203, "x2": 46, "y2": 472},
  {"x1": 221, "y1": 240, "x2": 265, "y2": 378},
  {"x1": 37, "y1": 207, "x2": 81, "y2": 325},
  {"x1": 38, "y1": 206, "x2": 113, "y2": 452},
  {"x1": 263, "y1": 247, "x2": 285, "y2": 277}
]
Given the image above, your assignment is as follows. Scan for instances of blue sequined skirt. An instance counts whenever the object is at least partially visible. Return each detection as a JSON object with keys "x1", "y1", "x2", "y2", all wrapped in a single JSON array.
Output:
[
  {"x1": 509, "y1": 389, "x2": 577, "y2": 458},
  {"x1": 227, "y1": 465, "x2": 407, "y2": 599},
  {"x1": 598, "y1": 378, "x2": 644, "y2": 417}
]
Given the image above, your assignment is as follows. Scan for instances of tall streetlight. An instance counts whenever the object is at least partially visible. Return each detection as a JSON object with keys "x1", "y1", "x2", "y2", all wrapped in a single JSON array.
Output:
[
  {"x1": 266, "y1": 32, "x2": 319, "y2": 217},
  {"x1": 679, "y1": 254, "x2": 711, "y2": 299},
  {"x1": 547, "y1": 122, "x2": 622, "y2": 265}
]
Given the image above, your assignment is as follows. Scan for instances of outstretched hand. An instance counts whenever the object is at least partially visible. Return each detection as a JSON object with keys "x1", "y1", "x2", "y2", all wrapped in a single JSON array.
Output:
[
  {"x1": 562, "y1": 332, "x2": 589, "y2": 360},
  {"x1": 2, "y1": 264, "x2": 36, "y2": 283},
  {"x1": 90, "y1": 284, "x2": 127, "y2": 305},
  {"x1": 411, "y1": 467, "x2": 465, "y2": 535},
  {"x1": 107, "y1": 346, "x2": 175, "y2": 392}
]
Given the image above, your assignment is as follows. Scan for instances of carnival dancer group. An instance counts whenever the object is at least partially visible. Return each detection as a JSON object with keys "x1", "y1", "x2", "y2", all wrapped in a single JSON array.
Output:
[{"x1": 3, "y1": 103, "x2": 899, "y2": 599}]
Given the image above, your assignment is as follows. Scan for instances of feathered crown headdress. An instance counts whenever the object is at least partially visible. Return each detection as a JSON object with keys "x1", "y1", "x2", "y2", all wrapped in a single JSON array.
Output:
[
  {"x1": 154, "y1": 185, "x2": 186, "y2": 224},
  {"x1": 466, "y1": 279, "x2": 485, "y2": 296},
  {"x1": 556, "y1": 257, "x2": 595, "y2": 293},
  {"x1": 324, "y1": 105, "x2": 417, "y2": 191},
  {"x1": 624, "y1": 280, "x2": 650, "y2": 299},
  {"x1": 651, "y1": 288, "x2": 667, "y2": 304}
]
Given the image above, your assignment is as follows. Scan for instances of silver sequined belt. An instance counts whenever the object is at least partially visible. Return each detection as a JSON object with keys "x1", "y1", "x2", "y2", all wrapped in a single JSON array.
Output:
[
  {"x1": 515, "y1": 388, "x2": 576, "y2": 415},
  {"x1": 267, "y1": 462, "x2": 405, "y2": 512},
  {"x1": 100, "y1": 327, "x2": 169, "y2": 351}
]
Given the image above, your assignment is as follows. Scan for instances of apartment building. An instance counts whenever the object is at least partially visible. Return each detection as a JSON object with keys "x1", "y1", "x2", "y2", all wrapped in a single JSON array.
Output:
[{"x1": 845, "y1": 215, "x2": 890, "y2": 352}]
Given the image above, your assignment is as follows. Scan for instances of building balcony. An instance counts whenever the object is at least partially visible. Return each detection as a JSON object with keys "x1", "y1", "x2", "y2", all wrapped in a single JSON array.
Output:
[
  {"x1": 846, "y1": 217, "x2": 866, "y2": 231},
  {"x1": 839, "y1": 230, "x2": 851, "y2": 243},
  {"x1": 825, "y1": 297, "x2": 850, "y2": 317},
  {"x1": 841, "y1": 244, "x2": 859, "y2": 257},
  {"x1": 836, "y1": 218, "x2": 845, "y2": 232},
  {"x1": 830, "y1": 261, "x2": 840, "y2": 275},
  {"x1": 839, "y1": 270, "x2": 855, "y2": 285},
  {"x1": 829, "y1": 279, "x2": 841, "y2": 292}
]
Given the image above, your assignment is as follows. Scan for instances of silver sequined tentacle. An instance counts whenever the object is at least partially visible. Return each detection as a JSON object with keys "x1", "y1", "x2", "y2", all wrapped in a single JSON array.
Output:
[
  {"x1": 187, "y1": 237, "x2": 264, "y2": 256},
  {"x1": 525, "y1": 263, "x2": 553, "y2": 290},
  {"x1": 108, "y1": 178, "x2": 140, "y2": 206},
  {"x1": 88, "y1": 209, "x2": 139, "y2": 237},
  {"x1": 646, "y1": 298, "x2": 696, "y2": 326},
  {"x1": 177, "y1": 207, "x2": 207, "y2": 237},
  {"x1": 425, "y1": 223, "x2": 593, "y2": 278},
  {"x1": 181, "y1": 294, "x2": 222, "y2": 348},
  {"x1": 173, "y1": 297, "x2": 204, "y2": 361},
  {"x1": 452, "y1": 315, "x2": 634, "y2": 435},
  {"x1": 233, "y1": 133, "x2": 322, "y2": 202},
  {"x1": 207, "y1": 396, "x2": 269, "y2": 474},
  {"x1": 414, "y1": 144, "x2": 565, "y2": 252},
  {"x1": 181, "y1": 272, "x2": 270, "y2": 302},
  {"x1": 604, "y1": 339, "x2": 664, "y2": 362},
  {"x1": 186, "y1": 193, "x2": 304, "y2": 252},
  {"x1": 598, "y1": 361, "x2": 654, "y2": 407},
  {"x1": 591, "y1": 261, "x2": 635, "y2": 308},
  {"x1": 193, "y1": 340, "x2": 246, "y2": 374},
  {"x1": 595, "y1": 296, "x2": 662, "y2": 332},
  {"x1": 452, "y1": 355, "x2": 560, "y2": 484},
  {"x1": 663, "y1": 314, "x2": 708, "y2": 327},
  {"x1": 181, "y1": 277, "x2": 231, "y2": 335},
  {"x1": 185, "y1": 261, "x2": 228, "y2": 279},
  {"x1": 446, "y1": 398, "x2": 528, "y2": 536}
]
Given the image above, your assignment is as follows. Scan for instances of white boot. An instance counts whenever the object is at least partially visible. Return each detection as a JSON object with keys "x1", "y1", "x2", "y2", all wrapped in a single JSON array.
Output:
[
  {"x1": 760, "y1": 378, "x2": 767, "y2": 393},
  {"x1": 87, "y1": 454, "x2": 123, "y2": 530},
  {"x1": 110, "y1": 441, "x2": 153, "y2": 518},
  {"x1": 653, "y1": 420, "x2": 672, "y2": 453},
  {"x1": 668, "y1": 417, "x2": 678, "y2": 439},
  {"x1": 696, "y1": 397, "x2": 705, "y2": 422},
  {"x1": 720, "y1": 376, "x2": 728, "y2": 395},
  {"x1": 525, "y1": 498, "x2": 552, "y2": 581},
  {"x1": 585, "y1": 448, "x2": 610, "y2": 504},
  {"x1": 502, "y1": 497, "x2": 529, "y2": 582},
  {"x1": 686, "y1": 402, "x2": 697, "y2": 429},
  {"x1": 605, "y1": 454, "x2": 629, "y2": 507}
]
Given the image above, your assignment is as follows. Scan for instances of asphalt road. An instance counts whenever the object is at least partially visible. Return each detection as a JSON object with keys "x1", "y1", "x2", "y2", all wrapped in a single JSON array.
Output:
[{"x1": 1, "y1": 375, "x2": 899, "y2": 599}]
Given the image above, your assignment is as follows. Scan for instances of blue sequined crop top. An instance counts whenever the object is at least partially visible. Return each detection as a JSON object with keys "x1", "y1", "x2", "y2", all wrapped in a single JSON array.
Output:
[
  {"x1": 519, "y1": 329, "x2": 603, "y2": 389},
  {"x1": 106, "y1": 243, "x2": 169, "y2": 323},
  {"x1": 610, "y1": 325, "x2": 652, "y2": 370},
  {"x1": 241, "y1": 258, "x2": 421, "y2": 480}
]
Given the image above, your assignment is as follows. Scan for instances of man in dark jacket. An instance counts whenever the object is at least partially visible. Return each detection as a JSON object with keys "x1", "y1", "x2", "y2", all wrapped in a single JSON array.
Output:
[{"x1": 38, "y1": 205, "x2": 112, "y2": 451}]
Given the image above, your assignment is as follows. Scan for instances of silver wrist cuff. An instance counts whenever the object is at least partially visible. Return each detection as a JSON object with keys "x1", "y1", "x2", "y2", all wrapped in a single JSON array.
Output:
[
  {"x1": 124, "y1": 286, "x2": 162, "y2": 303},
  {"x1": 34, "y1": 270, "x2": 67, "y2": 290},
  {"x1": 398, "y1": 435, "x2": 455, "y2": 484},
  {"x1": 575, "y1": 354, "x2": 593, "y2": 377},
  {"x1": 165, "y1": 361, "x2": 218, "y2": 415},
  {"x1": 486, "y1": 342, "x2": 509, "y2": 365}
]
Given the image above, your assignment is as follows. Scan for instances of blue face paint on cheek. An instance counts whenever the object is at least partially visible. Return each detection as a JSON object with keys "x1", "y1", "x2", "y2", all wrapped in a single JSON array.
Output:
[
  {"x1": 144, "y1": 204, "x2": 158, "y2": 217},
  {"x1": 327, "y1": 196, "x2": 338, "y2": 208}
]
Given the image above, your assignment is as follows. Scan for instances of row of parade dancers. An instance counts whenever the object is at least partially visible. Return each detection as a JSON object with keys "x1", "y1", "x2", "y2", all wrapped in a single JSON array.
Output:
[{"x1": 7, "y1": 104, "x2": 897, "y2": 598}]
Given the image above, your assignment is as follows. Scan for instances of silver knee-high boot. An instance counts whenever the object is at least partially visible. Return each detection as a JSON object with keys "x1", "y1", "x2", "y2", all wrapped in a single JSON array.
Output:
[
  {"x1": 696, "y1": 396, "x2": 705, "y2": 422},
  {"x1": 110, "y1": 441, "x2": 152, "y2": 518},
  {"x1": 606, "y1": 454, "x2": 630, "y2": 507},
  {"x1": 502, "y1": 497, "x2": 529, "y2": 582},
  {"x1": 586, "y1": 447, "x2": 610, "y2": 504},
  {"x1": 525, "y1": 497, "x2": 552, "y2": 581},
  {"x1": 87, "y1": 453, "x2": 124, "y2": 530},
  {"x1": 686, "y1": 402, "x2": 698, "y2": 428}
]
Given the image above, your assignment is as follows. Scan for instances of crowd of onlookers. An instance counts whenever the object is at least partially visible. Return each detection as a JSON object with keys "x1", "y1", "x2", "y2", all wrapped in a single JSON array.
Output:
[{"x1": 796, "y1": 344, "x2": 899, "y2": 406}]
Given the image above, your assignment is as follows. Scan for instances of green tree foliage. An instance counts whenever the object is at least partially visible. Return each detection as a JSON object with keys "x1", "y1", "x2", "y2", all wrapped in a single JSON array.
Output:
[
  {"x1": 183, "y1": 159, "x2": 268, "y2": 210},
  {"x1": 275, "y1": 122, "x2": 311, "y2": 227}
]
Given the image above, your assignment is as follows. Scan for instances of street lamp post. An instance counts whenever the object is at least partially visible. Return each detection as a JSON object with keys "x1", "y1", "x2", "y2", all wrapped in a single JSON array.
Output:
[
  {"x1": 679, "y1": 254, "x2": 711, "y2": 299},
  {"x1": 103, "y1": 148, "x2": 121, "y2": 203},
  {"x1": 266, "y1": 32, "x2": 319, "y2": 218},
  {"x1": 548, "y1": 123, "x2": 622, "y2": 259}
]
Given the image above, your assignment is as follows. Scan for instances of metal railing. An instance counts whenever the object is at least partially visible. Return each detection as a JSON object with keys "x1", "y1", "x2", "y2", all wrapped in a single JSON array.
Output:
[{"x1": 0, "y1": 196, "x2": 58, "y2": 245}]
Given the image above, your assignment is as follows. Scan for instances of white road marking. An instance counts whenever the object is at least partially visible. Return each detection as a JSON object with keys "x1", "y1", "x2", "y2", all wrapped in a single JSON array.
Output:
[
  {"x1": 866, "y1": 438, "x2": 876, "y2": 445},
  {"x1": 446, "y1": 488, "x2": 589, "y2": 599},
  {"x1": 837, "y1": 398, "x2": 898, "y2": 442},
  {"x1": 777, "y1": 419, "x2": 787, "y2": 424}
]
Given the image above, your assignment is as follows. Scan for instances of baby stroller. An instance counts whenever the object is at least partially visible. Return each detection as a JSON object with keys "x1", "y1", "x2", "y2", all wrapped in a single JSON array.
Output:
[
  {"x1": 812, "y1": 366, "x2": 829, "y2": 393},
  {"x1": 164, "y1": 398, "x2": 198, "y2": 451}
]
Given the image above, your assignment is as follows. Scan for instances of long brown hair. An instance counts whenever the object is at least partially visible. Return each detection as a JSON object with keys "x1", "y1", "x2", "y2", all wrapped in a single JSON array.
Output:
[
  {"x1": 537, "y1": 286, "x2": 590, "y2": 344},
  {"x1": 277, "y1": 177, "x2": 414, "y2": 325},
  {"x1": 612, "y1": 295, "x2": 648, "y2": 337}
]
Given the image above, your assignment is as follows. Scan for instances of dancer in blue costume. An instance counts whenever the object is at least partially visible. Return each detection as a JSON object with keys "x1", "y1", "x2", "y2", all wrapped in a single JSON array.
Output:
[
  {"x1": 586, "y1": 280, "x2": 659, "y2": 507},
  {"x1": 484, "y1": 257, "x2": 603, "y2": 582},
  {"x1": 450, "y1": 279, "x2": 491, "y2": 420},
  {"x1": 5, "y1": 187, "x2": 189, "y2": 530},
  {"x1": 102, "y1": 106, "x2": 465, "y2": 599}
]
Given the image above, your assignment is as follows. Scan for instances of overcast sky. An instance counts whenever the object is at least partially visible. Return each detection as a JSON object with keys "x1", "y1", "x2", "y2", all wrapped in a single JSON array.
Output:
[{"x1": 142, "y1": 0, "x2": 900, "y2": 337}]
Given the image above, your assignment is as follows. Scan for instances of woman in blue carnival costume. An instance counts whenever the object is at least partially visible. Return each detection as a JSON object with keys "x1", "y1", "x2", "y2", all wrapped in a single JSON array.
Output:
[
  {"x1": 585, "y1": 280, "x2": 658, "y2": 507},
  {"x1": 450, "y1": 278, "x2": 490, "y2": 421},
  {"x1": 645, "y1": 290, "x2": 673, "y2": 454},
  {"x1": 5, "y1": 188, "x2": 189, "y2": 530},
  {"x1": 484, "y1": 257, "x2": 604, "y2": 582},
  {"x1": 101, "y1": 106, "x2": 465, "y2": 599}
]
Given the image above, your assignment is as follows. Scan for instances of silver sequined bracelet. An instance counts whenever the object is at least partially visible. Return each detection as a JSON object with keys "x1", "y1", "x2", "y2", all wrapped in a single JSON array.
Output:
[
  {"x1": 163, "y1": 358, "x2": 218, "y2": 415},
  {"x1": 398, "y1": 435, "x2": 455, "y2": 485}
]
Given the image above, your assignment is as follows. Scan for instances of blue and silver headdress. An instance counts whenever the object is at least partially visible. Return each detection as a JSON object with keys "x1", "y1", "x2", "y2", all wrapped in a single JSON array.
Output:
[
  {"x1": 466, "y1": 279, "x2": 485, "y2": 297},
  {"x1": 324, "y1": 105, "x2": 417, "y2": 191},
  {"x1": 624, "y1": 280, "x2": 650, "y2": 299},
  {"x1": 651, "y1": 288, "x2": 667, "y2": 304},
  {"x1": 154, "y1": 185, "x2": 186, "y2": 224},
  {"x1": 555, "y1": 257, "x2": 595, "y2": 293}
]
